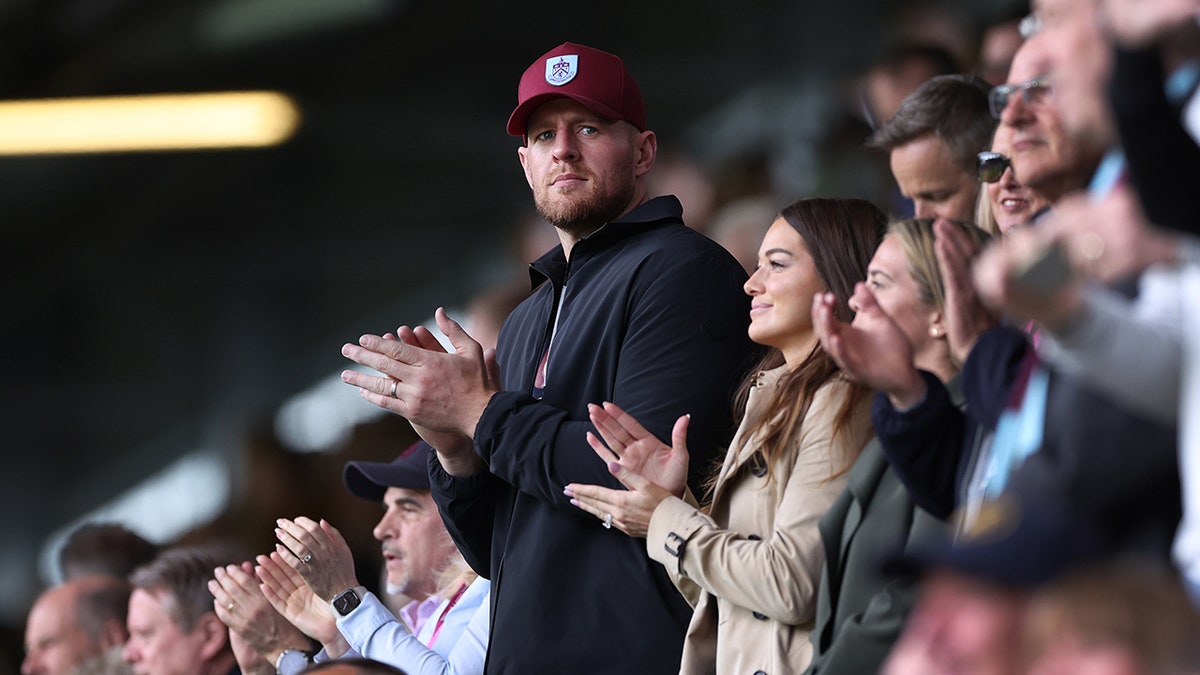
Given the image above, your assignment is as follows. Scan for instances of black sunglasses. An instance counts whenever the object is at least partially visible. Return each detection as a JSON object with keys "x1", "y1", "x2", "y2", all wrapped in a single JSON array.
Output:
[{"x1": 977, "y1": 151, "x2": 1011, "y2": 183}]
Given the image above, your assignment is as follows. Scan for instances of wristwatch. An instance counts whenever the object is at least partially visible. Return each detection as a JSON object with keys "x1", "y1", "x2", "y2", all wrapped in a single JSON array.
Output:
[
  {"x1": 275, "y1": 649, "x2": 311, "y2": 675},
  {"x1": 332, "y1": 586, "x2": 364, "y2": 616}
]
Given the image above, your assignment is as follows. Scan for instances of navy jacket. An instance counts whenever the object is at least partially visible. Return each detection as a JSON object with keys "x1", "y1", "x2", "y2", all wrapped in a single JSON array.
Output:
[
  {"x1": 875, "y1": 325, "x2": 1180, "y2": 562},
  {"x1": 873, "y1": 326, "x2": 1028, "y2": 519},
  {"x1": 430, "y1": 196, "x2": 758, "y2": 674}
]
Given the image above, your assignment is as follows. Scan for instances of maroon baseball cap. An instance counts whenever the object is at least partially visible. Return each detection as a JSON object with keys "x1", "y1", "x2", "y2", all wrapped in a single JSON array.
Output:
[{"x1": 506, "y1": 42, "x2": 646, "y2": 137}]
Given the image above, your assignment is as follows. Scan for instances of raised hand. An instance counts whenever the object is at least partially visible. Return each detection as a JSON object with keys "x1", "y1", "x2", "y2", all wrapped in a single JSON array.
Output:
[
  {"x1": 209, "y1": 561, "x2": 311, "y2": 664},
  {"x1": 342, "y1": 308, "x2": 494, "y2": 475},
  {"x1": 341, "y1": 307, "x2": 495, "y2": 435},
  {"x1": 255, "y1": 551, "x2": 341, "y2": 649},
  {"x1": 814, "y1": 287, "x2": 925, "y2": 410},
  {"x1": 587, "y1": 402, "x2": 689, "y2": 497},
  {"x1": 934, "y1": 218, "x2": 996, "y2": 363},
  {"x1": 564, "y1": 459, "x2": 675, "y2": 538},
  {"x1": 561, "y1": 404, "x2": 689, "y2": 538},
  {"x1": 274, "y1": 517, "x2": 358, "y2": 602}
]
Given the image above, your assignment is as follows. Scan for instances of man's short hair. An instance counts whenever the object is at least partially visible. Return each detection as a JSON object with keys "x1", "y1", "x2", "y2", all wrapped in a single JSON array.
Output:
[
  {"x1": 867, "y1": 74, "x2": 996, "y2": 173},
  {"x1": 128, "y1": 548, "x2": 218, "y2": 632},
  {"x1": 74, "y1": 576, "x2": 133, "y2": 641},
  {"x1": 59, "y1": 522, "x2": 158, "y2": 582}
]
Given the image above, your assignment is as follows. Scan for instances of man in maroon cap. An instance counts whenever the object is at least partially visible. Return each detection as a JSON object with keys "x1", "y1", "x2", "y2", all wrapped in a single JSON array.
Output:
[{"x1": 341, "y1": 42, "x2": 757, "y2": 672}]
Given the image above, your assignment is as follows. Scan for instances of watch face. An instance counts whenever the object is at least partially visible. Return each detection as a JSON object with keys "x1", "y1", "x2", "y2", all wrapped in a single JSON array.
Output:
[
  {"x1": 333, "y1": 588, "x2": 361, "y2": 616},
  {"x1": 278, "y1": 649, "x2": 310, "y2": 675}
]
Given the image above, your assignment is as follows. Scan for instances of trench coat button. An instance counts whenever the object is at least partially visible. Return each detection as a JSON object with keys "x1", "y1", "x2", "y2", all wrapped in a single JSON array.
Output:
[
  {"x1": 749, "y1": 453, "x2": 768, "y2": 477},
  {"x1": 752, "y1": 611, "x2": 767, "y2": 620},
  {"x1": 754, "y1": 670, "x2": 767, "y2": 674},
  {"x1": 748, "y1": 534, "x2": 762, "y2": 541}
]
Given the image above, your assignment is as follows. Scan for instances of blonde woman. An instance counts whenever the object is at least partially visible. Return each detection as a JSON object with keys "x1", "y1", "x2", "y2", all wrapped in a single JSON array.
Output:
[{"x1": 806, "y1": 217, "x2": 992, "y2": 674}]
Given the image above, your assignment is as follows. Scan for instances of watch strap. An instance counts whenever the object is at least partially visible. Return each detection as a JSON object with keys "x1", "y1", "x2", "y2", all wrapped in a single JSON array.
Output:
[{"x1": 331, "y1": 586, "x2": 368, "y2": 617}]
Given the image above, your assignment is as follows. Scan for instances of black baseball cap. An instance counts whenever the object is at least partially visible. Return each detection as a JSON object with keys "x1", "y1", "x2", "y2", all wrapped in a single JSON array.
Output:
[
  {"x1": 888, "y1": 492, "x2": 1113, "y2": 589},
  {"x1": 343, "y1": 441, "x2": 432, "y2": 501}
]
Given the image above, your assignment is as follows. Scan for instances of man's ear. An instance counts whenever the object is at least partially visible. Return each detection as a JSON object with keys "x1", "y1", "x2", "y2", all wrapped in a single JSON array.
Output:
[
  {"x1": 98, "y1": 617, "x2": 128, "y2": 650},
  {"x1": 517, "y1": 145, "x2": 534, "y2": 188},
  {"x1": 194, "y1": 613, "x2": 230, "y2": 662},
  {"x1": 633, "y1": 130, "x2": 657, "y2": 178}
]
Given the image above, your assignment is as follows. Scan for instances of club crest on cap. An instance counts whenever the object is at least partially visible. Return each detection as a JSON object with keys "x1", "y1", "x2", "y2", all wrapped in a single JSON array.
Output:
[{"x1": 545, "y1": 55, "x2": 578, "y2": 86}]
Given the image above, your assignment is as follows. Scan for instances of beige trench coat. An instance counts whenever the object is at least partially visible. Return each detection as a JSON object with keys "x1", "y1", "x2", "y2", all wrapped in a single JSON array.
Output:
[{"x1": 647, "y1": 367, "x2": 872, "y2": 675}]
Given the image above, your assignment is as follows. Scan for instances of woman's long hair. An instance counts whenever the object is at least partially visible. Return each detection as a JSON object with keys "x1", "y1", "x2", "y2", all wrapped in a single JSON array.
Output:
[{"x1": 711, "y1": 197, "x2": 885, "y2": 495}]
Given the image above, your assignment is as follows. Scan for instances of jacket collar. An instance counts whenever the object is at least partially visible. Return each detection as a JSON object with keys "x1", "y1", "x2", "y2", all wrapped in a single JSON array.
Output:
[{"x1": 527, "y1": 195, "x2": 684, "y2": 289}]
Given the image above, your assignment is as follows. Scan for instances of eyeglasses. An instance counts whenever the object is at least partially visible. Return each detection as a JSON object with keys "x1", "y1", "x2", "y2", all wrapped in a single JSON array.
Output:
[
  {"x1": 977, "y1": 151, "x2": 1011, "y2": 183},
  {"x1": 988, "y1": 76, "x2": 1052, "y2": 119}
]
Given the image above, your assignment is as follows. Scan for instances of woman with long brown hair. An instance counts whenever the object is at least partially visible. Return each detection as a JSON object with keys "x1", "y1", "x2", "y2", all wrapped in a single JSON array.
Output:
[{"x1": 565, "y1": 197, "x2": 885, "y2": 674}]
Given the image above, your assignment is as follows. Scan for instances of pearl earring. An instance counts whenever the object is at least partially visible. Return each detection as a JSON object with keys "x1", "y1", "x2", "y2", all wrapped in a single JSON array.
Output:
[{"x1": 930, "y1": 327, "x2": 941, "y2": 337}]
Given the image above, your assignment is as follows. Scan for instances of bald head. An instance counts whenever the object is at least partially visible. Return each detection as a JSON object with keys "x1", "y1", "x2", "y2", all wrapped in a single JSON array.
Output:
[{"x1": 23, "y1": 576, "x2": 131, "y2": 675}]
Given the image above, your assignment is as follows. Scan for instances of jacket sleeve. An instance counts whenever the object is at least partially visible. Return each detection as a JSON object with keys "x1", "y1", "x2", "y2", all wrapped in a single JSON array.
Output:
[
  {"x1": 961, "y1": 326, "x2": 1030, "y2": 429},
  {"x1": 872, "y1": 370, "x2": 964, "y2": 520},
  {"x1": 1036, "y1": 270, "x2": 1183, "y2": 425},
  {"x1": 474, "y1": 248, "x2": 753, "y2": 505},
  {"x1": 804, "y1": 507, "x2": 942, "y2": 675},
  {"x1": 335, "y1": 584, "x2": 489, "y2": 675},
  {"x1": 428, "y1": 453, "x2": 500, "y2": 578},
  {"x1": 645, "y1": 382, "x2": 866, "y2": 625},
  {"x1": 1110, "y1": 45, "x2": 1200, "y2": 237}
]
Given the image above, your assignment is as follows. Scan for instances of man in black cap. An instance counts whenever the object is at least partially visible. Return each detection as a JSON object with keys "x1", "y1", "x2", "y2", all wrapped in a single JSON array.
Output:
[{"x1": 219, "y1": 442, "x2": 487, "y2": 675}]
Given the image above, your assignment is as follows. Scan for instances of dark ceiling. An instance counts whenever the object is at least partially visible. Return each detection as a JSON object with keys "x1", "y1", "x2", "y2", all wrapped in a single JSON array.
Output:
[{"x1": 0, "y1": 0, "x2": 1005, "y2": 661}]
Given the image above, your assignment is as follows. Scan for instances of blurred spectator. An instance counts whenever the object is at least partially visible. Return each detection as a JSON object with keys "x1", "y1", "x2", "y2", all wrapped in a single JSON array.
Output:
[
  {"x1": 806, "y1": 218, "x2": 991, "y2": 675},
  {"x1": 889, "y1": 2, "x2": 979, "y2": 76},
  {"x1": 22, "y1": 576, "x2": 132, "y2": 675},
  {"x1": 1021, "y1": 561, "x2": 1200, "y2": 675},
  {"x1": 58, "y1": 524, "x2": 157, "y2": 583},
  {"x1": 708, "y1": 194, "x2": 778, "y2": 274},
  {"x1": 994, "y1": 36, "x2": 1106, "y2": 206},
  {"x1": 975, "y1": 4, "x2": 1029, "y2": 86},
  {"x1": 869, "y1": 74, "x2": 996, "y2": 221},
  {"x1": 969, "y1": 0, "x2": 1200, "y2": 599},
  {"x1": 882, "y1": 493, "x2": 1111, "y2": 675},
  {"x1": 975, "y1": 125, "x2": 1050, "y2": 236},
  {"x1": 645, "y1": 148, "x2": 717, "y2": 233},
  {"x1": 862, "y1": 43, "x2": 962, "y2": 130},
  {"x1": 460, "y1": 279, "x2": 529, "y2": 359},
  {"x1": 123, "y1": 547, "x2": 239, "y2": 675}
]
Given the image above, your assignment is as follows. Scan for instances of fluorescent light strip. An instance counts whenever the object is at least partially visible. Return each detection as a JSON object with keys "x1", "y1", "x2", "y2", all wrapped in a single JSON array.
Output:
[{"x1": 0, "y1": 91, "x2": 300, "y2": 155}]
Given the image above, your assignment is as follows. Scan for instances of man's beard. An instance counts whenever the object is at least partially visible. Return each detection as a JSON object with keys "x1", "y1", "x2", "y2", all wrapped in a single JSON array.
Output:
[
  {"x1": 386, "y1": 569, "x2": 411, "y2": 596},
  {"x1": 533, "y1": 177, "x2": 636, "y2": 241}
]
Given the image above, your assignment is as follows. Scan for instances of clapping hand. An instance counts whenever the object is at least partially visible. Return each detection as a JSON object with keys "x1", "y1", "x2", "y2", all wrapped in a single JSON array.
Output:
[{"x1": 563, "y1": 403, "x2": 688, "y2": 538}]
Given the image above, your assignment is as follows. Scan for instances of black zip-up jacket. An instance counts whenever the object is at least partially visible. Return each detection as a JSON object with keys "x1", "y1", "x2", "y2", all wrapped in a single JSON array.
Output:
[{"x1": 430, "y1": 195, "x2": 759, "y2": 674}]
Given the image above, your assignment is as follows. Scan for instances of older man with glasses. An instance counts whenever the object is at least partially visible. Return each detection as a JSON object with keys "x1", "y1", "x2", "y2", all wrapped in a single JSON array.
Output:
[{"x1": 990, "y1": 38, "x2": 1107, "y2": 206}]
